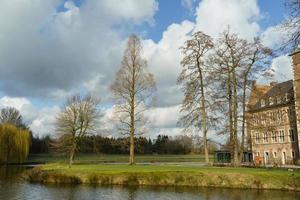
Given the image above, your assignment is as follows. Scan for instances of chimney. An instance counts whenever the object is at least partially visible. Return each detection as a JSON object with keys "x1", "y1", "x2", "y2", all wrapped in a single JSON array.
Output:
[{"x1": 270, "y1": 81, "x2": 278, "y2": 87}]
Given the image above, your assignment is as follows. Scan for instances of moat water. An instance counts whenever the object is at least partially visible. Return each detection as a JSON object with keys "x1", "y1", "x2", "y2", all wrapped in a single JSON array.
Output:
[{"x1": 1, "y1": 166, "x2": 300, "y2": 200}]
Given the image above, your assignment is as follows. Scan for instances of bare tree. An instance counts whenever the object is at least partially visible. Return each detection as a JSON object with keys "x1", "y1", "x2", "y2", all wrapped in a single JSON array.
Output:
[
  {"x1": 238, "y1": 38, "x2": 272, "y2": 161},
  {"x1": 177, "y1": 31, "x2": 214, "y2": 164},
  {"x1": 55, "y1": 94, "x2": 100, "y2": 167},
  {"x1": 278, "y1": 0, "x2": 300, "y2": 52},
  {"x1": 282, "y1": 0, "x2": 300, "y2": 49},
  {"x1": 111, "y1": 35, "x2": 156, "y2": 165},
  {"x1": 212, "y1": 29, "x2": 251, "y2": 166},
  {"x1": 0, "y1": 107, "x2": 25, "y2": 128},
  {"x1": 212, "y1": 29, "x2": 273, "y2": 166}
]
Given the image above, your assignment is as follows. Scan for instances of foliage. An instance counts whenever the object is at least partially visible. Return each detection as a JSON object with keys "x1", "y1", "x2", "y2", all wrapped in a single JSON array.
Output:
[
  {"x1": 29, "y1": 134, "x2": 214, "y2": 155},
  {"x1": 30, "y1": 135, "x2": 52, "y2": 154},
  {"x1": 0, "y1": 124, "x2": 30, "y2": 164}
]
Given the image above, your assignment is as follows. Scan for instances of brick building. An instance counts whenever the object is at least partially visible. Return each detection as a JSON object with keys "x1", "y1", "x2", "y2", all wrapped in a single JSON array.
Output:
[{"x1": 248, "y1": 48, "x2": 300, "y2": 165}]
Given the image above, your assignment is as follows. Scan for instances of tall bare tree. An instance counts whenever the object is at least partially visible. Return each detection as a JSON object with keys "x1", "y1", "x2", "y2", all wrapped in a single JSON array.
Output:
[
  {"x1": 238, "y1": 38, "x2": 272, "y2": 161},
  {"x1": 212, "y1": 30, "x2": 250, "y2": 166},
  {"x1": 177, "y1": 31, "x2": 214, "y2": 164},
  {"x1": 212, "y1": 29, "x2": 273, "y2": 166},
  {"x1": 55, "y1": 94, "x2": 100, "y2": 167},
  {"x1": 111, "y1": 35, "x2": 156, "y2": 165}
]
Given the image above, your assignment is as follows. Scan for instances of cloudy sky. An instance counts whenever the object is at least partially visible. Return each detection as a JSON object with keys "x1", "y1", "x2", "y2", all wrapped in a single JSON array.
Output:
[{"x1": 0, "y1": 0, "x2": 293, "y2": 139}]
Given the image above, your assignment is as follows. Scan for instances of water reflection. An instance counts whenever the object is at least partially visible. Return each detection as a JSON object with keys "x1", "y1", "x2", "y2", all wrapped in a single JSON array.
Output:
[
  {"x1": 0, "y1": 165, "x2": 26, "y2": 180},
  {"x1": 0, "y1": 166, "x2": 300, "y2": 200}
]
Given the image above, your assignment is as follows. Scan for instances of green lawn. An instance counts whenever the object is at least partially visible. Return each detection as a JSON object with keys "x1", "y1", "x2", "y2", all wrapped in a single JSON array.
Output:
[
  {"x1": 27, "y1": 153, "x2": 213, "y2": 164},
  {"x1": 26, "y1": 163, "x2": 300, "y2": 190},
  {"x1": 40, "y1": 163, "x2": 297, "y2": 175}
]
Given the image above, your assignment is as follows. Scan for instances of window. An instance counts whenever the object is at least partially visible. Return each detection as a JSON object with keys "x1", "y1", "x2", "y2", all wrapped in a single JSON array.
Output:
[
  {"x1": 285, "y1": 93, "x2": 289, "y2": 102},
  {"x1": 289, "y1": 129, "x2": 295, "y2": 142},
  {"x1": 269, "y1": 97, "x2": 274, "y2": 105},
  {"x1": 277, "y1": 96, "x2": 282, "y2": 104},
  {"x1": 255, "y1": 132, "x2": 260, "y2": 144},
  {"x1": 271, "y1": 131, "x2": 277, "y2": 143},
  {"x1": 263, "y1": 132, "x2": 268, "y2": 143},
  {"x1": 292, "y1": 151, "x2": 295, "y2": 159},
  {"x1": 279, "y1": 130, "x2": 285, "y2": 143},
  {"x1": 271, "y1": 112, "x2": 275, "y2": 122},
  {"x1": 289, "y1": 109, "x2": 293, "y2": 117},
  {"x1": 278, "y1": 110, "x2": 282, "y2": 121},
  {"x1": 261, "y1": 99, "x2": 265, "y2": 107},
  {"x1": 273, "y1": 152, "x2": 277, "y2": 158}
]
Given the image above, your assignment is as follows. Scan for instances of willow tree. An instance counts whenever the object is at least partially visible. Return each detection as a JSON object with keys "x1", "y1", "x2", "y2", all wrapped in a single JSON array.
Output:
[
  {"x1": 177, "y1": 31, "x2": 214, "y2": 164},
  {"x1": 111, "y1": 35, "x2": 156, "y2": 165},
  {"x1": 55, "y1": 94, "x2": 100, "y2": 167},
  {"x1": 0, "y1": 124, "x2": 30, "y2": 164}
]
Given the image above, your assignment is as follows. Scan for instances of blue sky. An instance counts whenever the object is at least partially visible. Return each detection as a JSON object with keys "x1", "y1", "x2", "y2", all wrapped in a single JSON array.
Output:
[{"x1": 0, "y1": 0, "x2": 293, "y2": 137}]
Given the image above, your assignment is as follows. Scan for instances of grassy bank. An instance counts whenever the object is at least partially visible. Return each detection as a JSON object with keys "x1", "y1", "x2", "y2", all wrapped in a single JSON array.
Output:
[
  {"x1": 27, "y1": 154, "x2": 213, "y2": 164},
  {"x1": 25, "y1": 164, "x2": 300, "y2": 191}
]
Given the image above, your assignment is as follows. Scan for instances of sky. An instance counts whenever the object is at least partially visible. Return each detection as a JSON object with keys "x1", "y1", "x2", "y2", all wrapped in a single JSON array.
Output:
[{"x1": 0, "y1": 0, "x2": 294, "y2": 140}]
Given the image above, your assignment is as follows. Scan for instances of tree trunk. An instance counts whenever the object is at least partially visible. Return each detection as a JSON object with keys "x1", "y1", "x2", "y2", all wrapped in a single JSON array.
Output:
[
  {"x1": 232, "y1": 70, "x2": 239, "y2": 167},
  {"x1": 227, "y1": 70, "x2": 234, "y2": 160},
  {"x1": 198, "y1": 64, "x2": 209, "y2": 164},
  {"x1": 129, "y1": 60, "x2": 136, "y2": 165},
  {"x1": 69, "y1": 139, "x2": 76, "y2": 168},
  {"x1": 240, "y1": 78, "x2": 247, "y2": 163},
  {"x1": 129, "y1": 129, "x2": 135, "y2": 165}
]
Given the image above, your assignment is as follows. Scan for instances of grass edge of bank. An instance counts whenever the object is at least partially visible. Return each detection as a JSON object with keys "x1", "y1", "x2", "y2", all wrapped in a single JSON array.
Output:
[{"x1": 24, "y1": 164, "x2": 300, "y2": 191}]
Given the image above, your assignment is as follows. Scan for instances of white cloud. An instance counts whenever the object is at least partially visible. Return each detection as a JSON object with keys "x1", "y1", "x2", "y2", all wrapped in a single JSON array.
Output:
[
  {"x1": 270, "y1": 55, "x2": 293, "y2": 82},
  {"x1": 98, "y1": 0, "x2": 158, "y2": 24},
  {"x1": 0, "y1": 96, "x2": 31, "y2": 111},
  {"x1": 30, "y1": 106, "x2": 60, "y2": 137},
  {"x1": 0, "y1": 0, "x2": 157, "y2": 100},
  {"x1": 194, "y1": 0, "x2": 260, "y2": 40},
  {"x1": 145, "y1": 105, "x2": 181, "y2": 128},
  {"x1": 181, "y1": 0, "x2": 198, "y2": 13},
  {"x1": 0, "y1": 96, "x2": 60, "y2": 137},
  {"x1": 143, "y1": 20, "x2": 194, "y2": 106},
  {"x1": 261, "y1": 25, "x2": 285, "y2": 49}
]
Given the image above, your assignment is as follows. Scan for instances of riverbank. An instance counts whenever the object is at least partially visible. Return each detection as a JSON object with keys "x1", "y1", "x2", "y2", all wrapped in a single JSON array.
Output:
[{"x1": 25, "y1": 163, "x2": 300, "y2": 191}]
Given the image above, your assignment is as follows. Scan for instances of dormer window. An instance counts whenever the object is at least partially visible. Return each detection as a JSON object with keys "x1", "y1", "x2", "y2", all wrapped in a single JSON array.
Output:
[
  {"x1": 261, "y1": 99, "x2": 265, "y2": 107},
  {"x1": 285, "y1": 93, "x2": 289, "y2": 102},
  {"x1": 269, "y1": 97, "x2": 274, "y2": 105},
  {"x1": 277, "y1": 96, "x2": 282, "y2": 104}
]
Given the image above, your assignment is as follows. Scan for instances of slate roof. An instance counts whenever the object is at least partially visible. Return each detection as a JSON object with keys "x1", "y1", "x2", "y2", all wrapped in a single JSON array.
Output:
[{"x1": 248, "y1": 80, "x2": 294, "y2": 111}]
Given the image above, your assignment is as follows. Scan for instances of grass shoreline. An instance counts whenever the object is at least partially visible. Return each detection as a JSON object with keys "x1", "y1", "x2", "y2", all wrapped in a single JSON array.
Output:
[{"x1": 24, "y1": 163, "x2": 300, "y2": 191}]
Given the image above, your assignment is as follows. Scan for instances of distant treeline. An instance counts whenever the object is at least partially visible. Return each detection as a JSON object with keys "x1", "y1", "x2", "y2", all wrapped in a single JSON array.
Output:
[{"x1": 30, "y1": 134, "x2": 219, "y2": 155}]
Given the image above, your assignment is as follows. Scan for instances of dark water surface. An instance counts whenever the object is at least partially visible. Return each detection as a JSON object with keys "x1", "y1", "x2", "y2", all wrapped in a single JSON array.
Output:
[{"x1": 1, "y1": 166, "x2": 300, "y2": 200}]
